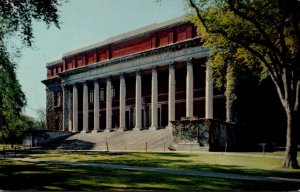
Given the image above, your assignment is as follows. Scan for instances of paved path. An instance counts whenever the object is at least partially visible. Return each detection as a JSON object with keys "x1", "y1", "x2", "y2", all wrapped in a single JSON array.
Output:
[{"x1": 9, "y1": 157, "x2": 300, "y2": 184}]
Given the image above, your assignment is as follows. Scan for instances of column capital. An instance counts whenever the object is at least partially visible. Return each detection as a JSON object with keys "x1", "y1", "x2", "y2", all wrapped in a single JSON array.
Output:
[
  {"x1": 119, "y1": 73, "x2": 125, "y2": 79},
  {"x1": 187, "y1": 57, "x2": 193, "y2": 65},
  {"x1": 135, "y1": 70, "x2": 141, "y2": 76},
  {"x1": 151, "y1": 66, "x2": 157, "y2": 72},
  {"x1": 83, "y1": 80, "x2": 88, "y2": 86},
  {"x1": 91, "y1": 78, "x2": 99, "y2": 82},
  {"x1": 72, "y1": 83, "x2": 78, "y2": 88},
  {"x1": 106, "y1": 76, "x2": 112, "y2": 81},
  {"x1": 169, "y1": 62, "x2": 175, "y2": 69},
  {"x1": 61, "y1": 80, "x2": 66, "y2": 88}
]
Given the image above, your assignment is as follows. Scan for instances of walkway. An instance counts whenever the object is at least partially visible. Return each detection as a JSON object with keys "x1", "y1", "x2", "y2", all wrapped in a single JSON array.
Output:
[{"x1": 10, "y1": 157, "x2": 300, "y2": 184}]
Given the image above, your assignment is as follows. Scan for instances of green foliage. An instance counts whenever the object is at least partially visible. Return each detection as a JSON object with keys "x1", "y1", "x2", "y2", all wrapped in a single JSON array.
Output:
[
  {"x1": 0, "y1": 0, "x2": 62, "y2": 143},
  {"x1": 186, "y1": 0, "x2": 299, "y2": 93},
  {"x1": 0, "y1": 49, "x2": 26, "y2": 133},
  {"x1": 0, "y1": 0, "x2": 61, "y2": 46}
]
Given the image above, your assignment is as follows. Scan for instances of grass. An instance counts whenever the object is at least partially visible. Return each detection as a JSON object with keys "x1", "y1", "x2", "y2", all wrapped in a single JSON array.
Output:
[
  {"x1": 15, "y1": 151, "x2": 300, "y2": 179},
  {"x1": 1, "y1": 159, "x2": 300, "y2": 191},
  {"x1": 0, "y1": 144, "x2": 22, "y2": 150}
]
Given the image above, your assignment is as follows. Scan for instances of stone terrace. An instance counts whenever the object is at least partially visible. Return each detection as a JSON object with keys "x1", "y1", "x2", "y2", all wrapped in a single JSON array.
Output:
[{"x1": 57, "y1": 129, "x2": 173, "y2": 152}]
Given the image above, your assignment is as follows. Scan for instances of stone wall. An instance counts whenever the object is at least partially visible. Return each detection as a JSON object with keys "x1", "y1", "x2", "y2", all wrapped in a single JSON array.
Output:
[
  {"x1": 22, "y1": 130, "x2": 73, "y2": 147},
  {"x1": 46, "y1": 82, "x2": 63, "y2": 131},
  {"x1": 171, "y1": 118, "x2": 236, "y2": 151}
]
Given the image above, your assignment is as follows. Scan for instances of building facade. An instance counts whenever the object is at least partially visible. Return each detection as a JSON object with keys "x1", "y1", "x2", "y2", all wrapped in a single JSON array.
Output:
[{"x1": 42, "y1": 16, "x2": 226, "y2": 133}]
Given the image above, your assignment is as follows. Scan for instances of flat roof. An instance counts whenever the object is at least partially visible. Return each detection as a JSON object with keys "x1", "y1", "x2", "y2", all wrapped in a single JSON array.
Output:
[
  {"x1": 63, "y1": 15, "x2": 187, "y2": 58},
  {"x1": 46, "y1": 59, "x2": 63, "y2": 67}
]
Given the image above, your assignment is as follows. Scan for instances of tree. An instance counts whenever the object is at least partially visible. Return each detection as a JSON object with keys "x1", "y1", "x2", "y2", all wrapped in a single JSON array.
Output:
[
  {"x1": 0, "y1": 49, "x2": 26, "y2": 143},
  {"x1": 5, "y1": 114, "x2": 36, "y2": 148},
  {"x1": 0, "y1": 0, "x2": 62, "y2": 143},
  {"x1": 0, "y1": 0, "x2": 61, "y2": 46},
  {"x1": 34, "y1": 107, "x2": 47, "y2": 129},
  {"x1": 186, "y1": 0, "x2": 300, "y2": 168}
]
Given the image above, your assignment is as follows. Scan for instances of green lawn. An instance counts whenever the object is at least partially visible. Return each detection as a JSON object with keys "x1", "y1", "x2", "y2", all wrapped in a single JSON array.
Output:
[
  {"x1": 1, "y1": 159, "x2": 299, "y2": 191},
  {"x1": 14, "y1": 151, "x2": 300, "y2": 179}
]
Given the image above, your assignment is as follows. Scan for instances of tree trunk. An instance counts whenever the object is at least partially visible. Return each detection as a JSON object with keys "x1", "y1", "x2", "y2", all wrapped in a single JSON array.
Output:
[
  {"x1": 282, "y1": 110, "x2": 299, "y2": 168},
  {"x1": 226, "y1": 64, "x2": 237, "y2": 123}
]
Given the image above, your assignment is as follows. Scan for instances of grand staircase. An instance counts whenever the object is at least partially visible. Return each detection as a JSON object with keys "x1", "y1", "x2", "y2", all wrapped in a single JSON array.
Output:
[{"x1": 57, "y1": 128, "x2": 173, "y2": 152}]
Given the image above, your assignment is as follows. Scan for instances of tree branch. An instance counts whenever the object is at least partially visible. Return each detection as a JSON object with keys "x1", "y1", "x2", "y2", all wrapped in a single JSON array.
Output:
[
  {"x1": 188, "y1": 0, "x2": 289, "y2": 106},
  {"x1": 228, "y1": 0, "x2": 282, "y2": 63},
  {"x1": 288, "y1": 0, "x2": 300, "y2": 45},
  {"x1": 189, "y1": 0, "x2": 276, "y2": 78}
]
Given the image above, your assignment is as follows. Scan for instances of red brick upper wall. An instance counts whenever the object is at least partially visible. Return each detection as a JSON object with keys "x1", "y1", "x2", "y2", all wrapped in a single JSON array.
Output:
[{"x1": 47, "y1": 20, "x2": 198, "y2": 79}]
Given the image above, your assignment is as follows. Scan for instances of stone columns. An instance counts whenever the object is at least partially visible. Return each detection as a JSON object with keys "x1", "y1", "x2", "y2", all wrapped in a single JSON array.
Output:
[
  {"x1": 62, "y1": 85, "x2": 68, "y2": 131},
  {"x1": 133, "y1": 71, "x2": 142, "y2": 131},
  {"x1": 68, "y1": 89, "x2": 72, "y2": 132},
  {"x1": 186, "y1": 59, "x2": 193, "y2": 118},
  {"x1": 93, "y1": 80, "x2": 100, "y2": 133},
  {"x1": 149, "y1": 67, "x2": 158, "y2": 130},
  {"x1": 82, "y1": 81, "x2": 89, "y2": 133},
  {"x1": 106, "y1": 77, "x2": 112, "y2": 132},
  {"x1": 119, "y1": 74, "x2": 126, "y2": 131},
  {"x1": 72, "y1": 84, "x2": 79, "y2": 132},
  {"x1": 168, "y1": 63, "x2": 175, "y2": 127},
  {"x1": 205, "y1": 62, "x2": 214, "y2": 119}
]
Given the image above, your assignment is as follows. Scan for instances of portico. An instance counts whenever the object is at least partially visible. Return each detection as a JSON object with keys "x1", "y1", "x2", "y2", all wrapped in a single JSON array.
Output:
[{"x1": 61, "y1": 56, "x2": 215, "y2": 133}]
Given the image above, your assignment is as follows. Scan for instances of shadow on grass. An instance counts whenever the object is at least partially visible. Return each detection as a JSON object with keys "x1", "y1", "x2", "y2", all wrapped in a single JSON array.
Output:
[
  {"x1": 77, "y1": 152, "x2": 300, "y2": 179},
  {"x1": 20, "y1": 150, "x2": 300, "y2": 179},
  {"x1": 56, "y1": 139, "x2": 95, "y2": 150},
  {"x1": 1, "y1": 160, "x2": 299, "y2": 191}
]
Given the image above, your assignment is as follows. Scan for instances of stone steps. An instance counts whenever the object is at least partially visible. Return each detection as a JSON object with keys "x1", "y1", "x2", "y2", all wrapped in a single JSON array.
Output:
[{"x1": 57, "y1": 128, "x2": 173, "y2": 151}]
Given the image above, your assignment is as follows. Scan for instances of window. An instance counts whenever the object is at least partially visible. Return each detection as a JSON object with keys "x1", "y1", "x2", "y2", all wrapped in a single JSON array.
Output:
[
  {"x1": 89, "y1": 89, "x2": 94, "y2": 103},
  {"x1": 54, "y1": 92, "x2": 60, "y2": 106},
  {"x1": 100, "y1": 88, "x2": 105, "y2": 101}
]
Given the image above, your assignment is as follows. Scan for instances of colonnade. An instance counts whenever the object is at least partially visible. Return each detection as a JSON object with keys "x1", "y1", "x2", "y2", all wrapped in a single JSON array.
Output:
[{"x1": 63, "y1": 59, "x2": 214, "y2": 133}]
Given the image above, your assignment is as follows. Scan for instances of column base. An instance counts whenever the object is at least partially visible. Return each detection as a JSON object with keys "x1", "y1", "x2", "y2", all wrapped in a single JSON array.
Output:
[
  {"x1": 73, "y1": 130, "x2": 79, "y2": 133},
  {"x1": 91, "y1": 130, "x2": 100, "y2": 133},
  {"x1": 81, "y1": 130, "x2": 89, "y2": 133},
  {"x1": 104, "y1": 129, "x2": 111, "y2": 133},
  {"x1": 133, "y1": 127, "x2": 141, "y2": 131},
  {"x1": 117, "y1": 127, "x2": 124, "y2": 132},
  {"x1": 166, "y1": 123, "x2": 173, "y2": 129},
  {"x1": 149, "y1": 126, "x2": 157, "y2": 131}
]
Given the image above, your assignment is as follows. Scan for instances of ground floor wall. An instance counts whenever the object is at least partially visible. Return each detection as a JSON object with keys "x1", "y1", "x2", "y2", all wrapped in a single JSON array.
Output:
[{"x1": 46, "y1": 84, "x2": 63, "y2": 131}]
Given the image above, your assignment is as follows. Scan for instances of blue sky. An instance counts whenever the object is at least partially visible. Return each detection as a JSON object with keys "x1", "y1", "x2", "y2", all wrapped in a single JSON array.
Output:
[{"x1": 15, "y1": 0, "x2": 185, "y2": 118}]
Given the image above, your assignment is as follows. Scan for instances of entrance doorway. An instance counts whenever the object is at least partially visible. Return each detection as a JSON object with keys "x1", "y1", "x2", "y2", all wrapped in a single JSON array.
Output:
[{"x1": 125, "y1": 107, "x2": 134, "y2": 130}]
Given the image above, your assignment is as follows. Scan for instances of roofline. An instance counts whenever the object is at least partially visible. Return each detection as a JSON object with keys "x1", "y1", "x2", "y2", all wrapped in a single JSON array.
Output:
[
  {"x1": 62, "y1": 15, "x2": 187, "y2": 58},
  {"x1": 46, "y1": 59, "x2": 63, "y2": 68}
]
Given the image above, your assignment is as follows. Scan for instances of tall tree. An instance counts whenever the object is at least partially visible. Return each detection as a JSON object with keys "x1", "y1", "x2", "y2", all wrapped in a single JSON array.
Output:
[
  {"x1": 186, "y1": 0, "x2": 300, "y2": 168},
  {"x1": 0, "y1": 0, "x2": 62, "y2": 142},
  {"x1": 34, "y1": 107, "x2": 46, "y2": 129},
  {"x1": 0, "y1": 48, "x2": 26, "y2": 142}
]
